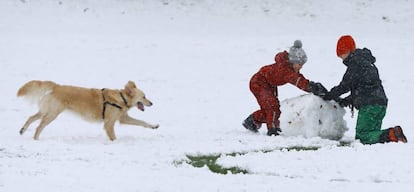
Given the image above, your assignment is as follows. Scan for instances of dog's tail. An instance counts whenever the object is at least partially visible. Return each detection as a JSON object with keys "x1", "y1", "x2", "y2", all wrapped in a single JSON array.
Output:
[{"x1": 17, "y1": 80, "x2": 57, "y2": 102}]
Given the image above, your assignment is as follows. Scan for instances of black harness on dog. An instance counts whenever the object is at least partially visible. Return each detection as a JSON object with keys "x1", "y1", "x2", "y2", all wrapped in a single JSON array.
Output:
[{"x1": 101, "y1": 89, "x2": 129, "y2": 119}]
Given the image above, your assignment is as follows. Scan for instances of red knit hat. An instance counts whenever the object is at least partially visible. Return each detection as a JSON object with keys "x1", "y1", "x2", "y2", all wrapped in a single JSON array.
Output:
[{"x1": 336, "y1": 35, "x2": 356, "y2": 57}]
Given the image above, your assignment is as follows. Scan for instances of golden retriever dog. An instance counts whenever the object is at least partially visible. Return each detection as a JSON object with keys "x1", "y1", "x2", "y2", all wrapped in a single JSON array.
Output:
[{"x1": 17, "y1": 80, "x2": 159, "y2": 141}]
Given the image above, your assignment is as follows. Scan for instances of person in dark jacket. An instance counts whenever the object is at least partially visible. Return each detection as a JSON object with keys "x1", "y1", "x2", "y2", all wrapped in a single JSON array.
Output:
[
  {"x1": 324, "y1": 35, "x2": 407, "y2": 144},
  {"x1": 243, "y1": 40, "x2": 326, "y2": 136}
]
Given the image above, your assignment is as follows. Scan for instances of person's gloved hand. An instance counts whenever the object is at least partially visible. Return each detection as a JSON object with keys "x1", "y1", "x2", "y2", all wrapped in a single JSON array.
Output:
[
  {"x1": 322, "y1": 90, "x2": 338, "y2": 101},
  {"x1": 338, "y1": 95, "x2": 352, "y2": 108},
  {"x1": 309, "y1": 81, "x2": 328, "y2": 97}
]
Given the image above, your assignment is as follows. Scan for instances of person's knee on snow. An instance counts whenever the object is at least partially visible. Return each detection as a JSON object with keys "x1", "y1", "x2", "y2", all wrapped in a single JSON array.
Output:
[{"x1": 323, "y1": 35, "x2": 407, "y2": 144}]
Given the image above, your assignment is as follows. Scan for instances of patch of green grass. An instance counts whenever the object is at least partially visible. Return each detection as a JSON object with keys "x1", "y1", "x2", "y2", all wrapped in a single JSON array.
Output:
[
  {"x1": 186, "y1": 154, "x2": 249, "y2": 175},
  {"x1": 284, "y1": 146, "x2": 320, "y2": 151},
  {"x1": 180, "y1": 143, "x2": 351, "y2": 175},
  {"x1": 182, "y1": 146, "x2": 319, "y2": 175},
  {"x1": 339, "y1": 140, "x2": 353, "y2": 147}
]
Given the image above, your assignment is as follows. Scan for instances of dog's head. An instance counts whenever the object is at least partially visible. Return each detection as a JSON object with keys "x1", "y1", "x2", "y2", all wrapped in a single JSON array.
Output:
[{"x1": 124, "y1": 81, "x2": 153, "y2": 111}]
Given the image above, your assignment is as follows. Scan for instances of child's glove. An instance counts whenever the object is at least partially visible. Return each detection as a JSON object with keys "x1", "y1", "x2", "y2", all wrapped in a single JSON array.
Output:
[
  {"x1": 322, "y1": 91, "x2": 334, "y2": 101},
  {"x1": 309, "y1": 81, "x2": 328, "y2": 97},
  {"x1": 338, "y1": 95, "x2": 352, "y2": 108}
]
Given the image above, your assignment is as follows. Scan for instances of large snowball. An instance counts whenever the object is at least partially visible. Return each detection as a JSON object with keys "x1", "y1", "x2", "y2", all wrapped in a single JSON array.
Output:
[{"x1": 279, "y1": 94, "x2": 348, "y2": 140}]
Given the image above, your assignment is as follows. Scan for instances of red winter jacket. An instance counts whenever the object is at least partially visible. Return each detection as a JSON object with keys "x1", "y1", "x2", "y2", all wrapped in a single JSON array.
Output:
[{"x1": 251, "y1": 51, "x2": 311, "y2": 92}]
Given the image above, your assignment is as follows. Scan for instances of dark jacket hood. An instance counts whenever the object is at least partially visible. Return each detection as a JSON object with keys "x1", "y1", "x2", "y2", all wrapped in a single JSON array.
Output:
[{"x1": 343, "y1": 48, "x2": 376, "y2": 67}]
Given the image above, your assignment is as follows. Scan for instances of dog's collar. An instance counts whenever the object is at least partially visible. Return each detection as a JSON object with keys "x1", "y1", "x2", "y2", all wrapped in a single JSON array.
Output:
[{"x1": 101, "y1": 89, "x2": 129, "y2": 119}]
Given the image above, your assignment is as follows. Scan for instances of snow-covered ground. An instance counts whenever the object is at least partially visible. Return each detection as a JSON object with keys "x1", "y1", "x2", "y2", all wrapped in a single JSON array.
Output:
[{"x1": 1, "y1": 0, "x2": 414, "y2": 191}]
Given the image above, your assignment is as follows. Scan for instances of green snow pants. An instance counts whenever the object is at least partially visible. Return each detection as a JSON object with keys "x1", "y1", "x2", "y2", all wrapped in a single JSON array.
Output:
[{"x1": 355, "y1": 105, "x2": 388, "y2": 144}]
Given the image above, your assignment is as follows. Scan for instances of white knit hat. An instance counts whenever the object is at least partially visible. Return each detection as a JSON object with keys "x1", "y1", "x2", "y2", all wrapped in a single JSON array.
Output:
[{"x1": 288, "y1": 40, "x2": 307, "y2": 65}]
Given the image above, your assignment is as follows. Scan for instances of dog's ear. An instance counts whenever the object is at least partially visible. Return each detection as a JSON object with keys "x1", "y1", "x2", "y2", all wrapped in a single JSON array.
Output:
[
  {"x1": 127, "y1": 81, "x2": 136, "y2": 88},
  {"x1": 125, "y1": 81, "x2": 137, "y2": 96}
]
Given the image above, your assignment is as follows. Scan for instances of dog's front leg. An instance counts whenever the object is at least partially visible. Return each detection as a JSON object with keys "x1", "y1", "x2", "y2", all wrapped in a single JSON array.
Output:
[
  {"x1": 103, "y1": 120, "x2": 117, "y2": 141},
  {"x1": 120, "y1": 114, "x2": 159, "y2": 129}
]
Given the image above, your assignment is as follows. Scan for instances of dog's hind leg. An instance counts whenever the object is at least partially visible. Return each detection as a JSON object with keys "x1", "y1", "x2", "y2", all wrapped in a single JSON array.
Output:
[
  {"x1": 32, "y1": 95, "x2": 64, "y2": 140},
  {"x1": 33, "y1": 112, "x2": 61, "y2": 140},
  {"x1": 20, "y1": 112, "x2": 42, "y2": 135}
]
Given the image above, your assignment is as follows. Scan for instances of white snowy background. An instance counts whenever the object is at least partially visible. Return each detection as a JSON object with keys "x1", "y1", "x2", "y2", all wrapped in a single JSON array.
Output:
[{"x1": 1, "y1": 0, "x2": 414, "y2": 191}]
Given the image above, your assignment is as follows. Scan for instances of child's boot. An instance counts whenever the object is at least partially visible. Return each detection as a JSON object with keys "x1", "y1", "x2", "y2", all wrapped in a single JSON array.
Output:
[
  {"x1": 243, "y1": 114, "x2": 260, "y2": 133},
  {"x1": 379, "y1": 126, "x2": 407, "y2": 143},
  {"x1": 393, "y1": 126, "x2": 407, "y2": 143},
  {"x1": 267, "y1": 127, "x2": 282, "y2": 136}
]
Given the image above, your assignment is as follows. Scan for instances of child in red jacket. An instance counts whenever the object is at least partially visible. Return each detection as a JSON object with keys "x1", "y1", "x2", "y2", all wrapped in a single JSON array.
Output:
[{"x1": 243, "y1": 40, "x2": 325, "y2": 136}]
